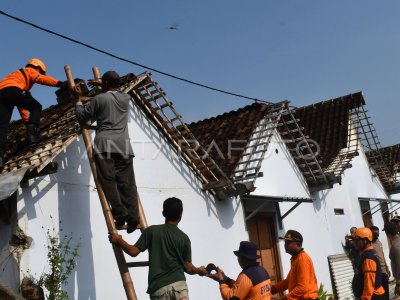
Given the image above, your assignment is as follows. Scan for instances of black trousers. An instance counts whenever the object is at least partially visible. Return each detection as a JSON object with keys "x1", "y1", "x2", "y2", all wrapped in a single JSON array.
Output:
[
  {"x1": 94, "y1": 153, "x2": 139, "y2": 223},
  {"x1": 381, "y1": 273, "x2": 389, "y2": 300},
  {"x1": 372, "y1": 293, "x2": 386, "y2": 300},
  {"x1": 0, "y1": 87, "x2": 42, "y2": 155}
]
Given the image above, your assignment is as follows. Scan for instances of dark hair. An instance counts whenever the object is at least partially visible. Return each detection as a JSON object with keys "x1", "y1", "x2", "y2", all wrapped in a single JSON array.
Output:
[
  {"x1": 384, "y1": 222, "x2": 398, "y2": 236},
  {"x1": 102, "y1": 70, "x2": 121, "y2": 88},
  {"x1": 370, "y1": 226, "x2": 379, "y2": 231},
  {"x1": 162, "y1": 197, "x2": 183, "y2": 221}
]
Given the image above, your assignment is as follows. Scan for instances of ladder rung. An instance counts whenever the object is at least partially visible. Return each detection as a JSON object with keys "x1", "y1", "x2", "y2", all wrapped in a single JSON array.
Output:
[
  {"x1": 241, "y1": 150, "x2": 265, "y2": 156},
  {"x1": 252, "y1": 129, "x2": 274, "y2": 135},
  {"x1": 306, "y1": 175, "x2": 327, "y2": 180},
  {"x1": 233, "y1": 172, "x2": 263, "y2": 182},
  {"x1": 144, "y1": 93, "x2": 164, "y2": 102},
  {"x1": 126, "y1": 261, "x2": 150, "y2": 268},
  {"x1": 248, "y1": 134, "x2": 273, "y2": 142},
  {"x1": 303, "y1": 170, "x2": 324, "y2": 175},
  {"x1": 236, "y1": 158, "x2": 260, "y2": 165},
  {"x1": 277, "y1": 119, "x2": 300, "y2": 126},
  {"x1": 167, "y1": 116, "x2": 181, "y2": 124},
  {"x1": 235, "y1": 166, "x2": 259, "y2": 172},
  {"x1": 154, "y1": 102, "x2": 171, "y2": 110}
]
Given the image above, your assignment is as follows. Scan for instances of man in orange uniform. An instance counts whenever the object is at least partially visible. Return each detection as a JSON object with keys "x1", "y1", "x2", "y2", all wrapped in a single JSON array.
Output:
[
  {"x1": 271, "y1": 230, "x2": 318, "y2": 300},
  {"x1": 352, "y1": 227, "x2": 385, "y2": 300},
  {"x1": 0, "y1": 58, "x2": 66, "y2": 168},
  {"x1": 208, "y1": 241, "x2": 271, "y2": 300}
]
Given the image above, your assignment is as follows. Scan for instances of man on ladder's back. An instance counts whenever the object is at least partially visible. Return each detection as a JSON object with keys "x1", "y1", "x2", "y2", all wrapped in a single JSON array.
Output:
[{"x1": 74, "y1": 70, "x2": 139, "y2": 233}]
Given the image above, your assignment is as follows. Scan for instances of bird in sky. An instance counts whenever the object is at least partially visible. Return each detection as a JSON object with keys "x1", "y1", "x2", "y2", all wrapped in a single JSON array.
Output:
[{"x1": 168, "y1": 22, "x2": 179, "y2": 30}]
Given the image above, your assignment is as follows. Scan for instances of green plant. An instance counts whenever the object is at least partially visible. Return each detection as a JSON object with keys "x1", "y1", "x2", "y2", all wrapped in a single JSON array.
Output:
[
  {"x1": 38, "y1": 221, "x2": 80, "y2": 300},
  {"x1": 318, "y1": 283, "x2": 335, "y2": 300}
]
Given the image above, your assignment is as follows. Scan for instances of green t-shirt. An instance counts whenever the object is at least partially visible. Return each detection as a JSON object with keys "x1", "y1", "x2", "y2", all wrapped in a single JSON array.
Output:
[{"x1": 134, "y1": 223, "x2": 192, "y2": 294}]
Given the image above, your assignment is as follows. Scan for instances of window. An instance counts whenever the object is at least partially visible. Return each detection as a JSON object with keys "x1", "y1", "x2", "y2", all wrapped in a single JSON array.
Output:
[{"x1": 334, "y1": 208, "x2": 344, "y2": 215}]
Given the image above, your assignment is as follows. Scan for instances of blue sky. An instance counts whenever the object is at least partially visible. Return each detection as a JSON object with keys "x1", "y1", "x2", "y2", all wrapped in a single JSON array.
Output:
[{"x1": 1, "y1": 1, "x2": 399, "y2": 146}]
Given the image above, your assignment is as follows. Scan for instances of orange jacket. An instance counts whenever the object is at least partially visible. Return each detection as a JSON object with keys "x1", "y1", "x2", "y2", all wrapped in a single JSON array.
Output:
[
  {"x1": 359, "y1": 246, "x2": 385, "y2": 300},
  {"x1": 0, "y1": 67, "x2": 61, "y2": 122},
  {"x1": 273, "y1": 250, "x2": 318, "y2": 300},
  {"x1": 220, "y1": 264, "x2": 271, "y2": 300}
]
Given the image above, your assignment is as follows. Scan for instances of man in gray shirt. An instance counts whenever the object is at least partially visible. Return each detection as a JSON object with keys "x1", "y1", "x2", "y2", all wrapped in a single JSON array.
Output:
[
  {"x1": 371, "y1": 226, "x2": 390, "y2": 300},
  {"x1": 74, "y1": 71, "x2": 139, "y2": 233},
  {"x1": 384, "y1": 222, "x2": 400, "y2": 297}
]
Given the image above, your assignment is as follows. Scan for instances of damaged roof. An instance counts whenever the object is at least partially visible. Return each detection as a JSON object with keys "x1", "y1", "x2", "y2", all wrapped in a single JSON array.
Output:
[
  {"x1": 0, "y1": 73, "x2": 237, "y2": 200},
  {"x1": 367, "y1": 144, "x2": 400, "y2": 193},
  {"x1": 288, "y1": 92, "x2": 364, "y2": 169},
  {"x1": 187, "y1": 102, "x2": 270, "y2": 177},
  {"x1": 188, "y1": 92, "x2": 366, "y2": 189}
]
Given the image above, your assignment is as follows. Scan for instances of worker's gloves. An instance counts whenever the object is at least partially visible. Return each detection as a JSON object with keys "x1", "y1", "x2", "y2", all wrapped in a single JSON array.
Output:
[
  {"x1": 57, "y1": 80, "x2": 70, "y2": 89},
  {"x1": 87, "y1": 79, "x2": 102, "y2": 89}
]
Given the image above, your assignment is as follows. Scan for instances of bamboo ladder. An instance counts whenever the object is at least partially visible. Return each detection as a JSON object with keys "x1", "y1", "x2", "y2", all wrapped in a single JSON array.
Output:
[{"x1": 64, "y1": 65, "x2": 148, "y2": 300}]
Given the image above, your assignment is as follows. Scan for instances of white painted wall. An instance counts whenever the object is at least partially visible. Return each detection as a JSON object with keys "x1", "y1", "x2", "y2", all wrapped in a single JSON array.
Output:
[
  {"x1": 251, "y1": 131, "x2": 390, "y2": 294},
  {"x1": 16, "y1": 103, "x2": 249, "y2": 300}
]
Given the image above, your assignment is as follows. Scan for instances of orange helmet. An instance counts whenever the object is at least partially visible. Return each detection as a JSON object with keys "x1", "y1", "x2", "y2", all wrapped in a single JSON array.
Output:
[
  {"x1": 355, "y1": 227, "x2": 373, "y2": 242},
  {"x1": 26, "y1": 58, "x2": 46, "y2": 74}
]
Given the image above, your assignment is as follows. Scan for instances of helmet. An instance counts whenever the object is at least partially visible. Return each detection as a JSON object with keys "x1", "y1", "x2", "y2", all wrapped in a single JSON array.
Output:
[
  {"x1": 355, "y1": 227, "x2": 373, "y2": 242},
  {"x1": 26, "y1": 58, "x2": 46, "y2": 74}
]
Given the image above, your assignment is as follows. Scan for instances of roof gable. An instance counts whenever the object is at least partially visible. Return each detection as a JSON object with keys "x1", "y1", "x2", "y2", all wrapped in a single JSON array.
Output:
[{"x1": 187, "y1": 102, "x2": 270, "y2": 177}]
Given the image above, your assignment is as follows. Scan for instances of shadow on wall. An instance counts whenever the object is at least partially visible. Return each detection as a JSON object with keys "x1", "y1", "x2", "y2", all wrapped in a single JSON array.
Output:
[
  {"x1": 129, "y1": 104, "x2": 238, "y2": 229},
  {"x1": 54, "y1": 141, "x2": 96, "y2": 300},
  {"x1": 0, "y1": 193, "x2": 20, "y2": 292},
  {"x1": 18, "y1": 138, "x2": 97, "y2": 300}
]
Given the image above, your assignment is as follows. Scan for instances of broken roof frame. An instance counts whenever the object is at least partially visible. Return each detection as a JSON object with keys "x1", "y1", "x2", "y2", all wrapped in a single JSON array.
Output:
[
  {"x1": 122, "y1": 73, "x2": 239, "y2": 199},
  {"x1": 0, "y1": 72, "x2": 241, "y2": 201},
  {"x1": 359, "y1": 197, "x2": 400, "y2": 216},
  {"x1": 352, "y1": 100, "x2": 400, "y2": 193},
  {"x1": 241, "y1": 194, "x2": 314, "y2": 229},
  {"x1": 366, "y1": 144, "x2": 400, "y2": 194}
]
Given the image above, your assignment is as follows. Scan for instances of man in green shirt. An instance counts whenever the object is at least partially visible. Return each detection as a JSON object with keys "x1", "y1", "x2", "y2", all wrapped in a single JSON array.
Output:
[{"x1": 109, "y1": 197, "x2": 207, "y2": 299}]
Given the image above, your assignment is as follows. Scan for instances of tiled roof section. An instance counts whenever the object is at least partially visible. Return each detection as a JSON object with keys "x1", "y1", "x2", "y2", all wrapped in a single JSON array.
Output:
[
  {"x1": 288, "y1": 92, "x2": 365, "y2": 168},
  {"x1": 366, "y1": 144, "x2": 400, "y2": 192},
  {"x1": 1, "y1": 74, "x2": 136, "y2": 175},
  {"x1": 2, "y1": 101, "x2": 78, "y2": 174},
  {"x1": 187, "y1": 103, "x2": 270, "y2": 177}
]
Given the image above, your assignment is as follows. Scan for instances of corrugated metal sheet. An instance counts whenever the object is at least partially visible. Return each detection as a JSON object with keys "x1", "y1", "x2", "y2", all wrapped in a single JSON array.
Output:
[{"x1": 328, "y1": 253, "x2": 354, "y2": 299}]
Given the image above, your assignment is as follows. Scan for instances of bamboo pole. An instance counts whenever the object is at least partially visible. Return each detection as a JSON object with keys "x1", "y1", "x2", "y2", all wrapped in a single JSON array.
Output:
[{"x1": 65, "y1": 65, "x2": 138, "y2": 300}]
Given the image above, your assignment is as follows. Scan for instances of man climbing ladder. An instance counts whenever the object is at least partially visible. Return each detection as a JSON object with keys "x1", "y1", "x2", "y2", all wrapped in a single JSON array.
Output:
[
  {"x1": 65, "y1": 65, "x2": 145, "y2": 300},
  {"x1": 73, "y1": 70, "x2": 140, "y2": 233}
]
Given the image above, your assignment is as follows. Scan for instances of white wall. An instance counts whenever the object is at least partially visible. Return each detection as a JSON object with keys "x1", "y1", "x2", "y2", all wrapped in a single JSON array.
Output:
[
  {"x1": 251, "y1": 131, "x2": 390, "y2": 294},
  {"x1": 16, "y1": 102, "x2": 249, "y2": 300}
]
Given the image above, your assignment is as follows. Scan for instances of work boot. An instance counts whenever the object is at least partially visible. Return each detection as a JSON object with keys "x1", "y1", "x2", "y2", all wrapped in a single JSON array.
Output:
[
  {"x1": 127, "y1": 220, "x2": 140, "y2": 234},
  {"x1": 26, "y1": 124, "x2": 43, "y2": 145},
  {"x1": 114, "y1": 218, "x2": 125, "y2": 230}
]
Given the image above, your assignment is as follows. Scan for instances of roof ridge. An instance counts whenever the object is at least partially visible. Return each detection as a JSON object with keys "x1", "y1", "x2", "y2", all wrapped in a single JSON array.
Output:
[
  {"x1": 295, "y1": 91, "x2": 364, "y2": 110},
  {"x1": 187, "y1": 102, "x2": 269, "y2": 127}
]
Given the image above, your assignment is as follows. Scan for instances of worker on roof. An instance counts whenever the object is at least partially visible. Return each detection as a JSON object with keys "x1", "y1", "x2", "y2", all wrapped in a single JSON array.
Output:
[
  {"x1": 352, "y1": 227, "x2": 385, "y2": 300},
  {"x1": 73, "y1": 70, "x2": 139, "y2": 233},
  {"x1": 271, "y1": 230, "x2": 318, "y2": 300},
  {"x1": 0, "y1": 58, "x2": 67, "y2": 168},
  {"x1": 207, "y1": 241, "x2": 271, "y2": 300}
]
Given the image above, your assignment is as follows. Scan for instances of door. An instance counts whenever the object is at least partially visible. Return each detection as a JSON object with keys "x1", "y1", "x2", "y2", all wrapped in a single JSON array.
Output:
[{"x1": 247, "y1": 214, "x2": 282, "y2": 300}]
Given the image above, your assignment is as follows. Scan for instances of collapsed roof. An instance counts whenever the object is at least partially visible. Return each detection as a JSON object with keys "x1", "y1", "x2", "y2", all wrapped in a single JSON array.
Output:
[
  {"x1": 0, "y1": 73, "x2": 239, "y2": 200},
  {"x1": 0, "y1": 72, "x2": 393, "y2": 200}
]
